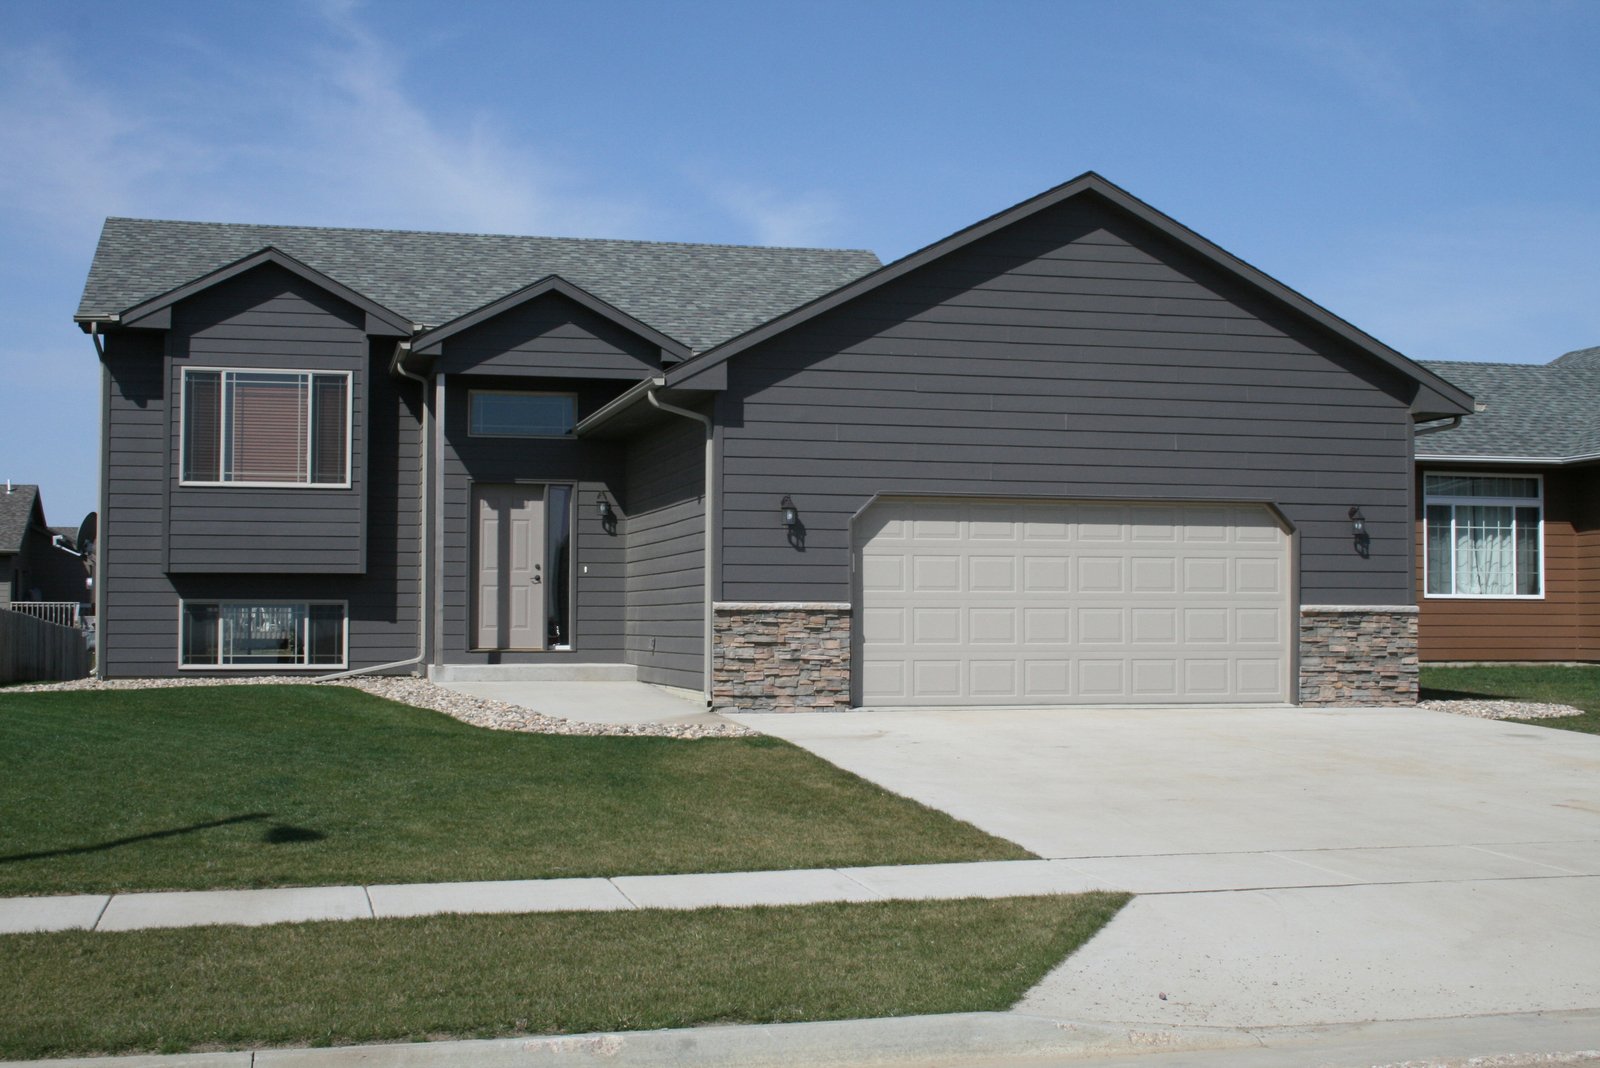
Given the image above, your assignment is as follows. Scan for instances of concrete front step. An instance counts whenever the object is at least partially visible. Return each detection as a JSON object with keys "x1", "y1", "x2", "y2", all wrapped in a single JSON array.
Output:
[{"x1": 428, "y1": 662, "x2": 638, "y2": 684}]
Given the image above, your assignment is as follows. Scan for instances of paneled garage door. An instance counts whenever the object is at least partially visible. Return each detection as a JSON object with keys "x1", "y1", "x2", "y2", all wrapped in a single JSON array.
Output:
[{"x1": 856, "y1": 499, "x2": 1290, "y2": 706}]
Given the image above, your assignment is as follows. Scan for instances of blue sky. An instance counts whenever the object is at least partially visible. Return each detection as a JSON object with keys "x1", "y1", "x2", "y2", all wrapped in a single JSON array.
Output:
[{"x1": 3, "y1": 0, "x2": 1597, "y2": 522}]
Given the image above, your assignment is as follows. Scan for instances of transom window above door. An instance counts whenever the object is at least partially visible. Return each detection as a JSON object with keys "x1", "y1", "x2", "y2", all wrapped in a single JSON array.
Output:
[
  {"x1": 181, "y1": 369, "x2": 350, "y2": 486},
  {"x1": 1423, "y1": 473, "x2": 1543, "y2": 597},
  {"x1": 468, "y1": 391, "x2": 576, "y2": 437}
]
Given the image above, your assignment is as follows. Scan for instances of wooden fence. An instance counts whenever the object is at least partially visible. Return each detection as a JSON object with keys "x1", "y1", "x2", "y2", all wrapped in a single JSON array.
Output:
[{"x1": 1, "y1": 607, "x2": 90, "y2": 684}]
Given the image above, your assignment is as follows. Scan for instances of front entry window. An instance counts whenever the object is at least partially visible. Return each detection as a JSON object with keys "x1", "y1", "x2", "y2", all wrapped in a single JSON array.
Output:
[
  {"x1": 1423, "y1": 473, "x2": 1543, "y2": 597},
  {"x1": 547, "y1": 484, "x2": 572, "y2": 648}
]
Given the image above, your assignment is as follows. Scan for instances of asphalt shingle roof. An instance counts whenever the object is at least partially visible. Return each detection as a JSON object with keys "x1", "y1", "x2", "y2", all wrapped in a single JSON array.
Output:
[
  {"x1": 78, "y1": 219, "x2": 883, "y2": 354},
  {"x1": 1420, "y1": 349, "x2": 1600, "y2": 460},
  {"x1": 0, "y1": 485, "x2": 40, "y2": 556}
]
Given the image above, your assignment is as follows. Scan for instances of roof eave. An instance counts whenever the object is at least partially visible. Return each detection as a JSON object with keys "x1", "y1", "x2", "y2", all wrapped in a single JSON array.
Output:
[
  {"x1": 409, "y1": 275, "x2": 692, "y2": 363},
  {"x1": 100, "y1": 246, "x2": 414, "y2": 337},
  {"x1": 666, "y1": 173, "x2": 1477, "y2": 415}
]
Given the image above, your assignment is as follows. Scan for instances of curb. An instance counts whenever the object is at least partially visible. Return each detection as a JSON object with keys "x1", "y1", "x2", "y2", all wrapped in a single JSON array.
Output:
[{"x1": 0, "y1": 1012, "x2": 1258, "y2": 1068}]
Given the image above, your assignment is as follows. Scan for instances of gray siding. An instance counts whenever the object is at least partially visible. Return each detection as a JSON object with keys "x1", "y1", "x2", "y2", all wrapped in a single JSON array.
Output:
[
  {"x1": 717, "y1": 195, "x2": 1417, "y2": 606},
  {"x1": 165, "y1": 264, "x2": 367, "y2": 573},
  {"x1": 623, "y1": 413, "x2": 705, "y2": 689},
  {"x1": 100, "y1": 330, "x2": 423, "y2": 680},
  {"x1": 439, "y1": 293, "x2": 661, "y2": 379},
  {"x1": 438, "y1": 377, "x2": 626, "y2": 662}
]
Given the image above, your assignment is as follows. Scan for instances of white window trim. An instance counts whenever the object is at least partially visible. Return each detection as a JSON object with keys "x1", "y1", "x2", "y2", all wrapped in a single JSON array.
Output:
[
  {"x1": 1422, "y1": 470, "x2": 1545, "y2": 600},
  {"x1": 177, "y1": 599, "x2": 350, "y2": 671},
  {"x1": 467, "y1": 389, "x2": 578, "y2": 439},
  {"x1": 179, "y1": 367, "x2": 354, "y2": 489}
]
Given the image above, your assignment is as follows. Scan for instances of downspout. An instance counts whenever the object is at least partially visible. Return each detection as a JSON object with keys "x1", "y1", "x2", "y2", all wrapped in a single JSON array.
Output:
[
  {"x1": 91, "y1": 323, "x2": 107, "y2": 678},
  {"x1": 317, "y1": 341, "x2": 429, "y2": 681},
  {"x1": 646, "y1": 388, "x2": 714, "y2": 703}
]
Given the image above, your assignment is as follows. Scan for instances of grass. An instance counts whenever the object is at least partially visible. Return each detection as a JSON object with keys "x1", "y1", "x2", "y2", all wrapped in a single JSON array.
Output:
[
  {"x1": 0, "y1": 893, "x2": 1127, "y2": 1059},
  {"x1": 1421, "y1": 663, "x2": 1600, "y2": 736},
  {"x1": 0, "y1": 686, "x2": 1029, "y2": 895}
]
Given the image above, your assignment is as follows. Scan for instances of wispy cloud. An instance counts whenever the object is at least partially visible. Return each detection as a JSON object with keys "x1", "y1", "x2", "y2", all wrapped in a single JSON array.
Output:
[
  {"x1": 0, "y1": 47, "x2": 212, "y2": 249},
  {"x1": 0, "y1": 1, "x2": 641, "y2": 243},
  {"x1": 695, "y1": 178, "x2": 846, "y2": 247},
  {"x1": 1310, "y1": 204, "x2": 1600, "y2": 363}
]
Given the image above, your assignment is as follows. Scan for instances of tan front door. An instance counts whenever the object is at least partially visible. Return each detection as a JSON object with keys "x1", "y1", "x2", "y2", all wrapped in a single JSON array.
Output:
[{"x1": 474, "y1": 484, "x2": 546, "y2": 651}]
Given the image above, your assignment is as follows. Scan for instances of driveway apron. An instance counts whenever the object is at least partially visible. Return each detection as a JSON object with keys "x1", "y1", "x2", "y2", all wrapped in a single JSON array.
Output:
[{"x1": 730, "y1": 705, "x2": 1600, "y2": 1028}]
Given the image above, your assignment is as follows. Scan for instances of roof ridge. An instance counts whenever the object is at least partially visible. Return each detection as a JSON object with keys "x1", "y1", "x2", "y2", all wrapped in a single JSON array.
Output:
[{"x1": 100, "y1": 217, "x2": 878, "y2": 257}]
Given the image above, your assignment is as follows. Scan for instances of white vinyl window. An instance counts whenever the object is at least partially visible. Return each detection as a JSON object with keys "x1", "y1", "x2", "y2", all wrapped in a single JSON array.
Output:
[
  {"x1": 180, "y1": 601, "x2": 348, "y2": 669},
  {"x1": 468, "y1": 391, "x2": 576, "y2": 438},
  {"x1": 182, "y1": 369, "x2": 351, "y2": 486},
  {"x1": 1423, "y1": 473, "x2": 1543, "y2": 598}
]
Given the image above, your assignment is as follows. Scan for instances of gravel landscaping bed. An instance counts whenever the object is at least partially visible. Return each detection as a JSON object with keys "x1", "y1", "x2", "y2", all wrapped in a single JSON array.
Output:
[
  {"x1": 1, "y1": 675, "x2": 755, "y2": 739},
  {"x1": 1420, "y1": 698, "x2": 1586, "y2": 720}
]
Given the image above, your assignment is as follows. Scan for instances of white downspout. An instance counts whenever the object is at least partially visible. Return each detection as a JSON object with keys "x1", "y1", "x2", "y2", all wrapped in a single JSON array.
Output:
[
  {"x1": 646, "y1": 389, "x2": 714, "y2": 703},
  {"x1": 317, "y1": 342, "x2": 429, "y2": 681}
]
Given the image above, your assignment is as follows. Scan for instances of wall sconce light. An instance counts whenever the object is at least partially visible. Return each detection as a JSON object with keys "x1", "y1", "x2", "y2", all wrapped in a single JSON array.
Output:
[
  {"x1": 598, "y1": 494, "x2": 615, "y2": 522},
  {"x1": 1348, "y1": 506, "x2": 1365, "y2": 537},
  {"x1": 780, "y1": 495, "x2": 799, "y2": 528}
]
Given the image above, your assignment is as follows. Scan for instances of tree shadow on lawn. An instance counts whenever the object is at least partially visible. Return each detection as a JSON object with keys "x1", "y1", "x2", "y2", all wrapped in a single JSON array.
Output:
[{"x1": 0, "y1": 813, "x2": 326, "y2": 865}]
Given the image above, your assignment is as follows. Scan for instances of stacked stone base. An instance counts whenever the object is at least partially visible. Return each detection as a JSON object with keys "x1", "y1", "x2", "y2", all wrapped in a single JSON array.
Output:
[
  {"x1": 712, "y1": 603, "x2": 852, "y2": 713},
  {"x1": 1298, "y1": 606, "x2": 1418, "y2": 706}
]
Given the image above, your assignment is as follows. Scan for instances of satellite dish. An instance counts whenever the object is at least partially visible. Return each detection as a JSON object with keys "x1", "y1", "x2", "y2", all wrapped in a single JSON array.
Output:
[{"x1": 76, "y1": 512, "x2": 97, "y2": 555}]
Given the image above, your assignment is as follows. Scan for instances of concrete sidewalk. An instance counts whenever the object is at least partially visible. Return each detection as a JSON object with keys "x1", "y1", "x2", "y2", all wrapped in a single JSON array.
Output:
[{"x1": 4, "y1": 841, "x2": 1595, "y2": 933}]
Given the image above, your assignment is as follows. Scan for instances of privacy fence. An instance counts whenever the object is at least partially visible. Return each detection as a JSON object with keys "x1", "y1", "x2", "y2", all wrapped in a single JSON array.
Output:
[{"x1": 0, "y1": 607, "x2": 90, "y2": 684}]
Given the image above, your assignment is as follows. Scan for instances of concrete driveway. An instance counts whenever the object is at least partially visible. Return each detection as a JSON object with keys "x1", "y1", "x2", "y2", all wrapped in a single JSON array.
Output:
[{"x1": 729, "y1": 705, "x2": 1600, "y2": 1029}]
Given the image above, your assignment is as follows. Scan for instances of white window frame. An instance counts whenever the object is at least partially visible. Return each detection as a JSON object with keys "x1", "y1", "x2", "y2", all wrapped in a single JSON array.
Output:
[
  {"x1": 177, "y1": 599, "x2": 350, "y2": 670},
  {"x1": 180, "y1": 367, "x2": 354, "y2": 489},
  {"x1": 467, "y1": 390, "x2": 578, "y2": 439},
  {"x1": 1422, "y1": 471, "x2": 1545, "y2": 600}
]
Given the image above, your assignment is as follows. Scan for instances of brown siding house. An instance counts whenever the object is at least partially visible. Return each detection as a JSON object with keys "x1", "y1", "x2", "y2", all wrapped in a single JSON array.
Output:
[{"x1": 1416, "y1": 350, "x2": 1600, "y2": 662}]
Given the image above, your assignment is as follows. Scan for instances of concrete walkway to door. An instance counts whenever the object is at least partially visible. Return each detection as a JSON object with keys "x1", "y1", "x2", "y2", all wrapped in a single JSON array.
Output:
[{"x1": 728, "y1": 704, "x2": 1600, "y2": 1030}]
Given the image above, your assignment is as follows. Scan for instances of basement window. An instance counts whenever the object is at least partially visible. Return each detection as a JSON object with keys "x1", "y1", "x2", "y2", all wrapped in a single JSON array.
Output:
[
  {"x1": 1423, "y1": 473, "x2": 1543, "y2": 598},
  {"x1": 180, "y1": 601, "x2": 347, "y2": 669}
]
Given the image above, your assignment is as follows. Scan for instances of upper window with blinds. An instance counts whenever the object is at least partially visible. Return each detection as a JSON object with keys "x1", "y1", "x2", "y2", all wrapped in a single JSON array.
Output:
[{"x1": 181, "y1": 369, "x2": 351, "y2": 486}]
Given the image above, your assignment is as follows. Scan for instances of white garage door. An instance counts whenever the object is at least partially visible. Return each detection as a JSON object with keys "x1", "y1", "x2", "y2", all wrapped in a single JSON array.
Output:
[{"x1": 857, "y1": 498, "x2": 1290, "y2": 706}]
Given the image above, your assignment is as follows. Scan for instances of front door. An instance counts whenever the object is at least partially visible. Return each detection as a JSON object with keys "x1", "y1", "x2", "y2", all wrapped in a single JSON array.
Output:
[{"x1": 473, "y1": 484, "x2": 546, "y2": 651}]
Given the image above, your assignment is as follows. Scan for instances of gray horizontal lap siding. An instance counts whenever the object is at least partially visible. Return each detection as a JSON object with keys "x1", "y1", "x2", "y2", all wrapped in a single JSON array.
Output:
[
  {"x1": 99, "y1": 275, "x2": 423, "y2": 679},
  {"x1": 165, "y1": 264, "x2": 367, "y2": 574},
  {"x1": 439, "y1": 378, "x2": 627, "y2": 663},
  {"x1": 437, "y1": 293, "x2": 662, "y2": 379},
  {"x1": 623, "y1": 414, "x2": 705, "y2": 690},
  {"x1": 717, "y1": 196, "x2": 1416, "y2": 606}
]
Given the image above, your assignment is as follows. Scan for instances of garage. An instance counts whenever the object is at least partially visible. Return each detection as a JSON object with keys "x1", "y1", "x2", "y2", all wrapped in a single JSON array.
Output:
[{"x1": 855, "y1": 498, "x2": 1292, "y2": 706}]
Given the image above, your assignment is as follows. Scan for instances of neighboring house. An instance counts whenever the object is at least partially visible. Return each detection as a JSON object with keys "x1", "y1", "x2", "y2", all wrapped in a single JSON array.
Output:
[
  {"x1": 76, "y1": 173, "x2": 1473, "y2": 708},
  {"x1": 0, "y1": 484, "x2": 89, "y2": 611},
  {"x1": 1415, "y1": 348, "x2": 1600, "y2": 662}
]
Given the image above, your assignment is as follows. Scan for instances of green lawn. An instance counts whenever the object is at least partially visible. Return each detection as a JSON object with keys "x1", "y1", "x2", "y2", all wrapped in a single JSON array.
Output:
[
  {"x1": 1421, "y1": 664, "x2": 1600, "y2": 735},
  {"x1": 0, "y1": 893, "x2": 1127, "y2": 1059},
  {"x1": 0, "y1": 686, "x2": 1028, "y2": 895}
]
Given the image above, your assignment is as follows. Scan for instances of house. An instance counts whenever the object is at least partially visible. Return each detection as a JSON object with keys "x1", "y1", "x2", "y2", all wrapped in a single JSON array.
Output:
[
  {"x1": 76, "y1": 173, "x2": 1473, "y2": 708},
  {"x1": 0, "y1": 484, "x2": 90, "y2": 613},
  {"x1": 1414, "y1": 348, "x2": 1600, "y2": 662}
]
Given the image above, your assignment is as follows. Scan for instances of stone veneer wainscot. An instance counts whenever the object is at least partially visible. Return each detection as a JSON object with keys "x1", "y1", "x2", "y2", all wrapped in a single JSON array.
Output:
[
  {"x1": 712, "y1": 602, "x2": 851, "y2": 713},
  {"x1": 1298, "y1": 606, "x2": 1419, "y2": 706}
]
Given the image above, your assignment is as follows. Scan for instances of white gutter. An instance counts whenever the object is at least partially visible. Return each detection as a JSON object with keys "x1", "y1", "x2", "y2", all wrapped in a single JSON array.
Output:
[
  {"x1": 319, "y1": 342, "x2": 429, "y2": 680},
  {"x1": 1414, "y1": 453, "x2": 1591, "y2": 465},
  {"x1": 646, "y1": 389, "x2": 714, "y2": 704}
]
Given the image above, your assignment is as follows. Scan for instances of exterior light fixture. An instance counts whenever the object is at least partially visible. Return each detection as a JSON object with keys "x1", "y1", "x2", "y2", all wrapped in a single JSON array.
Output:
[
  {"x1": 780, "y1": 495, "x2": 799, "y2": 528},
  {"x1": 1348, "y1": 506, "x2": 1365, "y2": 537},
  {"x1": 598, "y1": 495, "x2": 615, "y2": 522}
]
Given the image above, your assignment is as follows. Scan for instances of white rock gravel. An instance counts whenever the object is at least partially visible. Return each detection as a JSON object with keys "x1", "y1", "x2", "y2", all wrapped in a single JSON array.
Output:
[
  {"x1": 1, "y1": 674, "x2": 756, "y2": 739},
  {"x1": 1420, "y1": 698, "x2": 1585, "y2": 720}
]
